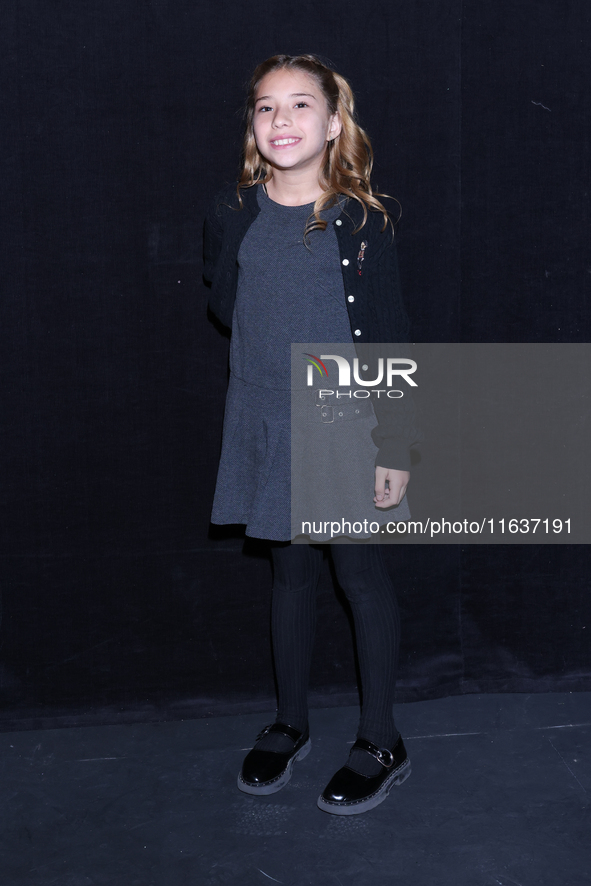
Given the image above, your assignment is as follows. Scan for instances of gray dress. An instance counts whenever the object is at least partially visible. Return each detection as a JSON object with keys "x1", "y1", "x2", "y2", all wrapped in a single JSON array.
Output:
[{"x1": 211, "y1": 185, "x2": 410, "y2": 541}]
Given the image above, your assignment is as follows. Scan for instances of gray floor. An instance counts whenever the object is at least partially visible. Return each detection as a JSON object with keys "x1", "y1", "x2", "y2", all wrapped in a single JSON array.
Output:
[{"x1": 1, "y1": 692, "x2": 589, "y2": 885}]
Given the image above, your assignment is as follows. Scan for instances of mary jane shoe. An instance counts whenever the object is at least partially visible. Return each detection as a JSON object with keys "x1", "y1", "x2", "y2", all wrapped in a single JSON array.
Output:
[
  {"x1": 238, "y1": 722, "x2": 311, "y2": 795},
  {"x1": 317, "y1": 734, "x2": 411, "y2": 815}
]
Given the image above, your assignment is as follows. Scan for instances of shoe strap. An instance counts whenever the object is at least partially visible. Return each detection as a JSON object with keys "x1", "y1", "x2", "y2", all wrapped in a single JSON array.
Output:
[
  {"x1": 257, "y1": 722, "x2": 305, "y2": 744},
  {"x1": 352, "y1": 737, "x2": 395, "y2": 769}
]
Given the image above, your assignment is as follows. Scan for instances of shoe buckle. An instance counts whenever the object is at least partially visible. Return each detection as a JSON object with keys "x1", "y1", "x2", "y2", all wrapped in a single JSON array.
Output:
[{"x1": 376, "y1": 747, "x2": 394, "y2": 768}]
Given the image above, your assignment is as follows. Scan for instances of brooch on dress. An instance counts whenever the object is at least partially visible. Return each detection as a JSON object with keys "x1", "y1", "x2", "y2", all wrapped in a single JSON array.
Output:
[{"x1": 357, "y1": 240, "x2": 368, "y2": 275}]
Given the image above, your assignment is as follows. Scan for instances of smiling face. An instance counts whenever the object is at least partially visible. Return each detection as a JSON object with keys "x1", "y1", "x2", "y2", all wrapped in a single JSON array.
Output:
[{"x1": 252, "y1": 68, "x2": 341, "y2": 176}]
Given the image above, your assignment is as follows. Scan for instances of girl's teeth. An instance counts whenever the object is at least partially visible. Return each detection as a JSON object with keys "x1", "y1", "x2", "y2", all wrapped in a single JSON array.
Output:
[{"x1": 273, "y1": 138, "x2": 298, "y2": 145}]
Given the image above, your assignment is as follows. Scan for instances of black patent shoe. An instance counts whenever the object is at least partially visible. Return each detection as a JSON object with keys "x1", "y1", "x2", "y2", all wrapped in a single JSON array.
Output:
[
  {"x1": 237, "y1": 722, "x2": 311, "y2": 795},
  {"x1": 317, "y1": 734, "x2": 411, "y2": 815}
]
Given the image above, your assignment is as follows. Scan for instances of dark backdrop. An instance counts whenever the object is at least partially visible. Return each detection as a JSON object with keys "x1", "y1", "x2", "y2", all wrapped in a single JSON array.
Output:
[{"x1": 1, "y1": 0, "x2": 589, "y2": 730}]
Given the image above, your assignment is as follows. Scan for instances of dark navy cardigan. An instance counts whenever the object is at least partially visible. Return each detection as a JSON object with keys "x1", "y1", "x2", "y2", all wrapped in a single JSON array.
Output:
[{"x1": 203, "y1": 182, "x2": 420, "y2": 471}]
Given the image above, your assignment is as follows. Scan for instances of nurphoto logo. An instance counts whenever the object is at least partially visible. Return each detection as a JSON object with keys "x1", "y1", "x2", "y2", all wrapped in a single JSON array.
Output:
[{"x1": 303, "y1": 353, "x2": 417, "y2": 399}]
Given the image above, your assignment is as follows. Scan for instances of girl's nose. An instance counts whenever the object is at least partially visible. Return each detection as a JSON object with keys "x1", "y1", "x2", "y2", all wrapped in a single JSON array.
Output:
[{"x1": 272, "y1": 106, "x2": 292, "y2": 128}]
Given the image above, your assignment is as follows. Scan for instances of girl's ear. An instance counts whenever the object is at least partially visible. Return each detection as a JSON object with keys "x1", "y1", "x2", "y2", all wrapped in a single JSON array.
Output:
[{"x1": 327, "y1": 112, "x2": 342, "y2": 141}]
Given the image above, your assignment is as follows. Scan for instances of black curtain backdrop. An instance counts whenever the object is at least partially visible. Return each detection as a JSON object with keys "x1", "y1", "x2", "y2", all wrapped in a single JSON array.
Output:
[{"x1": 1, "y1": 0, "x2": 589, "y2": 729}]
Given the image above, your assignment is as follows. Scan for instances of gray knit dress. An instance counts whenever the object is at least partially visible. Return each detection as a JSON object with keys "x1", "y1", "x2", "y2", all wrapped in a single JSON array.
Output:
[{"x1": 211, "y1": 185, "x2": 410, "y2": 541}]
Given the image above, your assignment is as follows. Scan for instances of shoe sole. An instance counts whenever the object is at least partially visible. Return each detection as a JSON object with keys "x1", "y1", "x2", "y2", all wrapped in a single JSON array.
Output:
[
  {"x1": 316, "y1": 757, "x2": 411, "y2": 815},
  {"x1": 237, "y1": 738, "x2": 312, "y2": 796}
]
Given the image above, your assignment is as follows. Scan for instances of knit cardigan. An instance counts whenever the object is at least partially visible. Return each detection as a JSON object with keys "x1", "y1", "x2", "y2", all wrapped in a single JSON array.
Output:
[{"x1": 203, "y1": 182, "x2": 421, "y2": 471}]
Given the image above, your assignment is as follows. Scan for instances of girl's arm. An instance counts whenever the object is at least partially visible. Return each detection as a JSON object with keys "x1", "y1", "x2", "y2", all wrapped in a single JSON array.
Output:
[
  {"x1": 360, "y1": 229, "x2": 423, "y2": 482},
  {"x1": 369, "y1": 368, "x2": 420, "y2": 472},
  {"x1": 356, "y1": 227, "x2": 423, "y2": 476}
]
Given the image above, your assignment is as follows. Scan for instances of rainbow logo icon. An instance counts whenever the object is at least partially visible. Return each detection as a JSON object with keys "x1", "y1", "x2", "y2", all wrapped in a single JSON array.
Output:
[{"x1": 303, "y1": 353, "x2": 329, "y2": 379}]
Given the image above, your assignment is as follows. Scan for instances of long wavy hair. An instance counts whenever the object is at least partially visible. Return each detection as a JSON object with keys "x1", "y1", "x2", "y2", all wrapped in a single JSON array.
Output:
[{"x1": 237, "y1": 54, "x2": 397, "y2": 234}]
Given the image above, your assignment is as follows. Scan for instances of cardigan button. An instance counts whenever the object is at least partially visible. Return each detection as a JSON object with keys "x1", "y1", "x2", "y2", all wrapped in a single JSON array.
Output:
[
  {"x1": 347, "y1": 295, "x2": 354, "y2": 302},
  {"x1": 335, "y1": 219, "x2": 342, "y2": 226},
  {"x1": 342, "y1": 259, "x2": 349, "y2": 266},
  {"x1": 362, "y1": 364, "x2": 368, "y2": 370},
  {"x1": 354, "y1": 329, "x2": 361, "y2": 336}
]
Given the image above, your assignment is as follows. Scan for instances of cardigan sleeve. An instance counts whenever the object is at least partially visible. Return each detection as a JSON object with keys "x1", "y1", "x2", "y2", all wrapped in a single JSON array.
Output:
[
  {"x1": 354, "y1": 337, "x2": 423, "y2": 472},
  {"x1": 360, "y1": 232, "x2": 423, "y2": 471},
  {"x1": 369, "y1": 364, "x2": 422, "y2": 471}
]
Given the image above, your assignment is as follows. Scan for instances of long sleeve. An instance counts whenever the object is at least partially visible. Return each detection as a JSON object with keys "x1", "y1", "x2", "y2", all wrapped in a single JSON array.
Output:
[
  {"x1": 202, "y1": 183, "x2": 260, "y2": 329},
  {"x1": 369, "y1": 363, "x2": 422, "y2": 471},
  {"x1": 358, "y1": 232, "x2": 423, "y2": 471}
]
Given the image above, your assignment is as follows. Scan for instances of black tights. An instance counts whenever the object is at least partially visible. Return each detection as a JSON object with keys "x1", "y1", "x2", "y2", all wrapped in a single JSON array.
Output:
[{"x1": 269, "y1": 543, "x2": 400, "y2": 750}]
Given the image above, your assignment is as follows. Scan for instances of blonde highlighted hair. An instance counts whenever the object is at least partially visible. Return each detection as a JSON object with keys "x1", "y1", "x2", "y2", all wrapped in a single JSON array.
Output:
[{"x1": 237, "y1": 54, "x2": 397, "y2": 233}]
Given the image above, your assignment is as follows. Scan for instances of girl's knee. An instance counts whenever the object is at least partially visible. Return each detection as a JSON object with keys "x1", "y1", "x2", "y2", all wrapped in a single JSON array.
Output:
[{"x1": 272, "y1": 544, "x2": 322, "y2": 594}]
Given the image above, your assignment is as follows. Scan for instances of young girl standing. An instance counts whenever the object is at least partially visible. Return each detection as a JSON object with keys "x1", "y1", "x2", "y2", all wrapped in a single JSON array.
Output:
[{"x1": 204, "y1": 54, "x2": 416, "y2": 814}]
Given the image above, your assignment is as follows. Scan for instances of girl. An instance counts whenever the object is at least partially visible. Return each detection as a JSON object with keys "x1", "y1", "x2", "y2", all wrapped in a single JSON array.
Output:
[{"x1": 203, "y1": 54, "x2": 417, "y2": 814}]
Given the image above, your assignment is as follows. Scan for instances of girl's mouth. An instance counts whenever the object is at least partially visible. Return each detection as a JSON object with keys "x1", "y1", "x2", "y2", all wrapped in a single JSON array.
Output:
[{"x1": 269, "y1": 137, "x2": 301, "y2": 148}]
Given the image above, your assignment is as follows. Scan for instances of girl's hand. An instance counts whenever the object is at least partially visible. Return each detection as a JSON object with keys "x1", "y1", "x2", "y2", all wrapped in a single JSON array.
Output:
[{"x1": 374, "y1": 467, "x2": 410, "y2": 508}]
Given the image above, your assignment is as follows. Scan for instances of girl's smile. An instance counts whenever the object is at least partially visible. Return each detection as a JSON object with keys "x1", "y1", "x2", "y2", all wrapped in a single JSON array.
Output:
[{"x1": 269, "y1": 137, "x2": 302, "y2": 148}]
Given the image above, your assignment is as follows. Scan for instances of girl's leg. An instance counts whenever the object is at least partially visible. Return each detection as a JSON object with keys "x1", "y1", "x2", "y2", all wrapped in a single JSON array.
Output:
[
  {"x1": 329, "y1": 543, "x2": 401, "y2": 775},
  {"x1": 254, "y1": 542, "x2": 323, "y2": 753}
]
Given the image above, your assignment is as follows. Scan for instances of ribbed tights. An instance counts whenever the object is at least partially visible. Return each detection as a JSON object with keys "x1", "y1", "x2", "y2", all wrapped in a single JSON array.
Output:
[{"x1": 256, "y1": 543, "x2": 400, "y2": 776}]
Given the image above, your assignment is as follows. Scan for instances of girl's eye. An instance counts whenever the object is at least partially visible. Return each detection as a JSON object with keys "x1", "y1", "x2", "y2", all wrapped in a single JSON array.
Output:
[
  {"x1": 258, "y1": 106, "x2": 272, "y2": 113},
  {"x1": 294, "y1": 102, "x2": 308, "y2": 108}
]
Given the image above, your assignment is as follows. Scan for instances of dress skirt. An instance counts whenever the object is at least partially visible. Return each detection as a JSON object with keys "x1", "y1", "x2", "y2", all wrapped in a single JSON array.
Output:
[
  {"x1": 211, "y1": 369, "x2": 411, "y2": 543},
  {"x1": 211, "y1": 374, "x2": 292, "y2": 541}
]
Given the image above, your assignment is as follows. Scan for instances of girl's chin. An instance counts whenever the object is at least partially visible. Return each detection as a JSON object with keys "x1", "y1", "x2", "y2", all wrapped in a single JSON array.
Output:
[{"x1": 262, "y1": 155, "x2": 319, "y2": 173}]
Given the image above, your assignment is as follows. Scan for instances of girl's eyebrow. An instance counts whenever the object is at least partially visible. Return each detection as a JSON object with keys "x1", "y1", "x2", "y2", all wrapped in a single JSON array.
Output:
[{"x1": 255, "y1": 92, "x2": 317, "y2": 103}]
